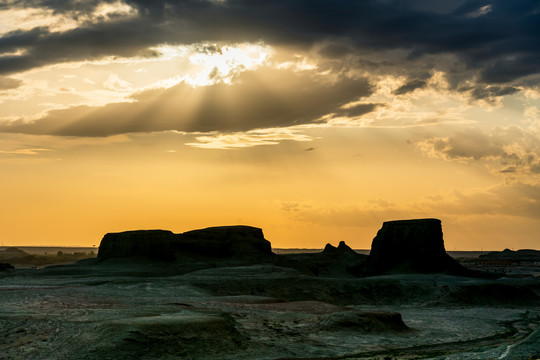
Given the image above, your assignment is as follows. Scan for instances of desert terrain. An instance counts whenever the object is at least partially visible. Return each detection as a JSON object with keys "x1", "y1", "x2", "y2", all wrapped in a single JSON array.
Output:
[{"x1": 1, "y1": 220, "x2": 539, "y2": 360}]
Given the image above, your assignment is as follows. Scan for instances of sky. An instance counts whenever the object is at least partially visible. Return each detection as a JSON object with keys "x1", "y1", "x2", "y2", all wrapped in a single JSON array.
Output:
[{"x1": 0, "y1": 0, "x2": 539, "y2": 250}]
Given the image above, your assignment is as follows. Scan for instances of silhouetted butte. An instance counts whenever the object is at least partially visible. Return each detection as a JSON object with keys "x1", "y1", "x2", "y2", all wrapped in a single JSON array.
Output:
[
  {"x1": 97, "y1": 226, "x2": 272, "y2": 262},
  {"x1": 365, "y1": 218, "x2": 469, "y2": 276}
]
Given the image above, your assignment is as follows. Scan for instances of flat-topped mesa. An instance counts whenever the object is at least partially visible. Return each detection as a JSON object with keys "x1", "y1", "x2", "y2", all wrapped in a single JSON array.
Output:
[
  {"x1": 98, "y1": 230, "x2": 177, "y2": 261},
  {"x1": 97, "y1": 226, "x2": 272, "y2": 262},
  {"x1": 179, "y1": 226, "x2": 272, "y2": 258},
  {"x1": 365, "y1": 218, "x2": 466, "y2": 275}
]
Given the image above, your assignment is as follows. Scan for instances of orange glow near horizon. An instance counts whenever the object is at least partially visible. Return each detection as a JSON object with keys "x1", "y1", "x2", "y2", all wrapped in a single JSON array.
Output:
[{"x1": 1, "y1": 126, "x2": 538, "y2": 251}]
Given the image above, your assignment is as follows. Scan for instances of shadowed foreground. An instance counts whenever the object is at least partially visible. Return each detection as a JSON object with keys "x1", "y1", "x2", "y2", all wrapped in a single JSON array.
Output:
[{"x1": 0, "y1": 220, "x2": 539, "y2": 359}]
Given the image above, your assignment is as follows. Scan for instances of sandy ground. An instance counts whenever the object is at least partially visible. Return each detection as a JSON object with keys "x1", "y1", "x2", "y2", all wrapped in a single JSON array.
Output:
[{"x1": 0, "y1": 263, "x2": 539, "y2": 360}]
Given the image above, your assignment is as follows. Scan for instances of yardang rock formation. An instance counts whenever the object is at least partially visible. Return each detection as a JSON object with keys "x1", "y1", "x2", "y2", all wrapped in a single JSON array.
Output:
[
  {"x1": 96, "y1": 219, "x2": 473, "y2": 277},
  {"x1": 365, "y1": 218, "x2": 469, "y2": 276},
  {"x1": 97, "y1": 226, "x2": 272, "y2": 262}
]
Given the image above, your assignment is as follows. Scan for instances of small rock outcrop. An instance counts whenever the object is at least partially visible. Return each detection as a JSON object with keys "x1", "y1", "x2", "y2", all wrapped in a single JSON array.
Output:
[
  {"x1": 0, "y1": 263, "x2": 15, "y2": 271},
  {"x1": 0, "y1": 247, "x2": 30, "y2": 261},
  {"x1": 1, "y1": 247, "x2": 27, "y2": 255},
  {"x1": 283, "y1": 241, "x2": 367, "y2": 277},
  {"x1": 479, "y1": 249, "x2": 540, "y2": 262},
  {"x1": 365, "y1": 218, "x2": 466, "y2": 275},
  {"x1": 322, "y1": 241, "x2": 359, "y2": 257},
  {"x1": 107, "y1": 310, "x2": 245, "y2": 358},
  {"x1": 97, "y1": 226, "x2": 272, "y2": 262}
]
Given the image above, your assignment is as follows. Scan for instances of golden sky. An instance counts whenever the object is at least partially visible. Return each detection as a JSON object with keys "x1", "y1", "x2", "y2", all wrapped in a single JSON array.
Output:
[{"x1": 1, "y1": 0, "x2": 539, "y2": 250}]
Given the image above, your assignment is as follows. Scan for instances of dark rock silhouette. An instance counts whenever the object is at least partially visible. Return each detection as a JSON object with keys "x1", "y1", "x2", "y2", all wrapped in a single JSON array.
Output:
[
  {"x1": 365, "y1": 218, "x2": 467, "y2": 275},
  {"x1": 0, "y1": 247, "x2": 35, "y2": 266},
  {"x1": 284, "y1": 241, "x2": 367, "y2": 277},
  {"x1": 0, "y1": 263, "x2": 14, "y2": 271},
  {"x1": 320, "y1": 241, "x2": 367, "y2": 276},
  {"x1": 479, "y1": 249, "x2": 540, "y2": 262},
  {"x1": 1, "y1": 247, "x2": 27, "y2": 255},
  {"x1": 180, "y1": 226, "x2": 272, "y2": 258},
  {"x1": 98, "y1": 230, "x2": 176, "y2": 261},
  {"x1": 322, "y1": 241, "x2": 358, "y2": 256},
  {"x1": 95, "y1": 220, "x2": 490, "y2": 278},
  {"x1": 98, "y1": 226, "x2": 272, "y2": 262}
]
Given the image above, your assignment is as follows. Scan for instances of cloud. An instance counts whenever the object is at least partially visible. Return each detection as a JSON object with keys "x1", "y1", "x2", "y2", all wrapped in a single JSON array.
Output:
[
  {"x1": 465, "y1": 84, "x2": 521, "y2": 104},
  {"x1": 393, "y1": 79, "x2": 427, "y2": 95},
  {"x1": 417, "y1": 127, "x2": 540, "y2": 175},
  {"x1": 1, "y1": 0, "x2": 540, "y2": 91},
  {"x1": 435, "y1": 128, "x2": 506, "y2": 160},
  {"x1": 283, "y1": 181, "x2": 540, "y2": 229},
  {"x1": 531, "y1": 163, "x2": 540, "y2": 174},
  {"x1": 338, "y1": 103, "x2": 379, "y2": 118},
  {"x1": 0, "y1": 148, "x2": 51, "y2": 155},
  {"x1": 446, "y1": 182, "x2": 540, "y2": 219},
  {"x1": 286, "y1": 202, "x2": 416, "y2": 228},
  {"x1": 103, "y1": 74, "x2": 132, "y2": 91},
  {"x1": 0, "y1": 133, "x2": 131, "y2": 155},
  {"x1": 480, "y1": 55, "x2": 540, "y2": 84},
  {"x1": 0, "y1": 76, "x2": 22, "y2": 90},
  {"x1": 185, "y1": 128, "x2": 313, "y2": 149},
  {"x1": 465, "y1": 4, "x2": 492, "y2": 18},
  {"x1": 0, "y1": 67, "x2": 373, "y2": 136}
]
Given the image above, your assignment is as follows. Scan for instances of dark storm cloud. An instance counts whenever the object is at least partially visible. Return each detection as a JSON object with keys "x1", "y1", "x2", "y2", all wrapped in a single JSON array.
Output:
[
  {"x1": 2, "y1": 0, "x2": 540, "y2": 87},
  {"x1": 0, "y1": 21, "x2": 169, "y2": 74},
  {"x1": 480, "y1": 55, "x2": 540, "y2": 84},
  {"x1": 317, "y1": 42, "x2": 355, "y2": 59},
  {"x1": 0, "y1": 68, "x2": 373, "y2": 136}
]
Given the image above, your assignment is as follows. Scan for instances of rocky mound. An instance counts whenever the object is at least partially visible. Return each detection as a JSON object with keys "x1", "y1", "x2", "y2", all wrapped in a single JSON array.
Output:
[
  {"x1": 283, "y1": 241, "x2": 368, "y2": 277},
  {"x1": 0, "y1": 263, "x2": 14, "y2": 271},
  {"x1": 320, "y1": 241, "x2": 367, "y2": 276},
  {"x1": 0, "y1": 247, "x2": 33, "y2": 265},
  {"x1": 318, "y1": 310, "x2": 409, "y2": 333},
  {"x1": 99, "y1": 311, "x2": 245, "y2": 359},
  {"x1": 97, "y1": 226, "x2": 272, "y2": 262},
  {"x1": 479, "y1": 249, "x2": 540, "y2": 262},
  {"x1": 365, "y1": 218, "x2": 468, "y2": 276},
  {"x1": 322, "y1": 241, "x2": 359, "y2": 256},
  {"x1": 1, "y1": 247, "x2": 27, "y2": 256}
]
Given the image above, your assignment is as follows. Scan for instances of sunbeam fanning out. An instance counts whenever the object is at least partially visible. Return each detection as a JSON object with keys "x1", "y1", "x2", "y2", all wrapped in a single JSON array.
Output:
[
  {"x1": 186, "y1": 43, "x2": 273, "y2": 86},
  {"x1": 146, "y1": 43, "x2": 274, "y2": 88}
]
